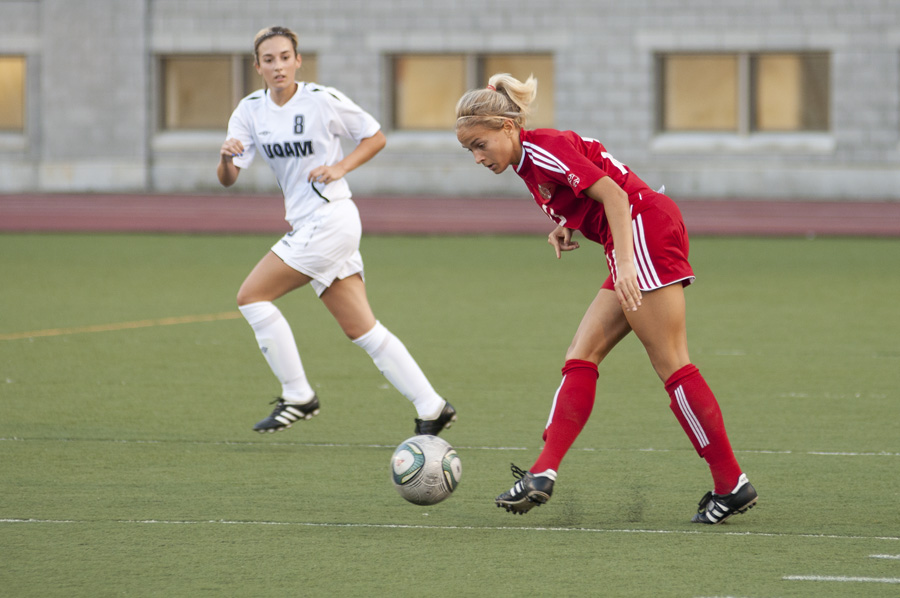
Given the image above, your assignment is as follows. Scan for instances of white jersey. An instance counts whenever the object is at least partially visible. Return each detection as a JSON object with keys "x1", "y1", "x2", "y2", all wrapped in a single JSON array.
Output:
[{"x1": 226, "y1": 82, "x2": 381, "y2": 228}]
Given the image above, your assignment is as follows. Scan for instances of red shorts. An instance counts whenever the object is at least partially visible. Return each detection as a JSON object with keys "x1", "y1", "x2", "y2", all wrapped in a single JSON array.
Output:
[{"x1": 601, "y1": 194, "x2": 695, "y2": 291}]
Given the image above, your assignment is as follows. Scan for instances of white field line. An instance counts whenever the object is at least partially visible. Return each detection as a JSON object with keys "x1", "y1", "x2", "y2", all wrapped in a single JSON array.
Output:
[
  {"x1": 870, "y1": 554, "x2": 900, "y2": 560},
  {"x1": 1, "y1": 518, "x2": 898, "y2": 542},
  {"x1": 784, "y1": 575, "x2": 900, "y2": 584},
  {"x1": 0, "y1": 437, "x2": 898, "y2": 458}
]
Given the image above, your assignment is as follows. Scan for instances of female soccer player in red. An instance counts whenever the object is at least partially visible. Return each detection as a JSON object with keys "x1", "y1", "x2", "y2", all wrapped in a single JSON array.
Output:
[{"x1": 455, "y1": 74, "x2": 757, "y2": 524}]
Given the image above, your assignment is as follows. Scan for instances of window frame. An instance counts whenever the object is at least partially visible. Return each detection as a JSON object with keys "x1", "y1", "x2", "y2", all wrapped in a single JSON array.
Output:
[
  {"x1": 0, "y1": 54, "x2": 27, "y2": 134},
  {"x1": 749, "y1": 52, "x2": 830, "y2": 133},
  {"x1": 656, "y1": 50, "x2": 830, "y2": 136},
  {"x1": 388, "y1": 52, "x2": 555, "y2": 132},
  {"x1": 155, "y1": 52, "x2": 318, "y2": 133},
  {"x1": 157, "y1": 54, "x2": 257, "y2": 132}
]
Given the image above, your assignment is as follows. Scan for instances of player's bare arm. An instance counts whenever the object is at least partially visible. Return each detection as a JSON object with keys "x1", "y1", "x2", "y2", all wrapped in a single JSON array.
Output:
[
  {"x1": 217, "y1": 138, "x2": 244, "y2": 187},
  {"x1": 584, "y1": 176, "x2": 642, "y2": 312},
  {"x1": 308, "y1": 130, "x2": 387, "y2": 185},
  {"x1": 548, "y1": 225, "x2": 580, "y2": 259}
]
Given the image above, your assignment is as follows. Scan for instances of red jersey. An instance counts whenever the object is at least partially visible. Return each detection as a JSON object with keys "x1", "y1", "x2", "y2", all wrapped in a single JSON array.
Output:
[
  {"x1": 515, "y1": 128, "x2": 694, "y2": 291},
  {"x1": 514, "y1": 128, "x2": 657, "y2": 248}
]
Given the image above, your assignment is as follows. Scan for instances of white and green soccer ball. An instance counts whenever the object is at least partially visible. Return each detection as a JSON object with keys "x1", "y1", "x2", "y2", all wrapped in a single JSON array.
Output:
[{"x1": 391, "y1": 435, "x2": 462, "y2": 505}]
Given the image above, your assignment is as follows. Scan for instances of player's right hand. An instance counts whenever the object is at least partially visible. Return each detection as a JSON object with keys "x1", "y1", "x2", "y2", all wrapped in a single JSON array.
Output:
[
  {"x1": 220, "y1": 138, "x2": 244, "y2": 162},
  {"x1": 548, "y1": 225, "x2": 580, "y2": 259}
]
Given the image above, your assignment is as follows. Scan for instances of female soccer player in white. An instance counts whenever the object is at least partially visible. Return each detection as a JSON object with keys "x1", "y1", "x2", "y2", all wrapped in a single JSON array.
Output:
[
  {"x1": 217, "y1": 26, "x2": 455, "y2": 435},
  {"x1": 456, "y1": 74, "x2": 756, "y2": 524}
]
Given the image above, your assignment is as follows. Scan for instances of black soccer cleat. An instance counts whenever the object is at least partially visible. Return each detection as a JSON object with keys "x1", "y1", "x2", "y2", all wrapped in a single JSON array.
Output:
[
  {"x1": 495, "y1": 463, "x2": 555, "y2": 514},
  {"x1": 414, "y1": 401, "x2": 457, "y2": 436},
  {"x1": 253, "y1": 396, "x2": 320, "y2": 433},
  {"x1": 691, "y1": 473, "x2": 758, "y2": 524}
]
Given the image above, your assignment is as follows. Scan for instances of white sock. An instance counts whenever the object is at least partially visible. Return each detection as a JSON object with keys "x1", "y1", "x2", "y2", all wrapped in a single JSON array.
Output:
[
  {"x1": 238, "y1": 301, "x2": 316, "y2": 403},
  {"x1": 352, "y1": 321, "x2": 444, "y2": 418}
]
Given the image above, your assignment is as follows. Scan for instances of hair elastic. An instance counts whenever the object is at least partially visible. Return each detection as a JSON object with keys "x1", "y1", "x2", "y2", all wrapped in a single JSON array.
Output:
[{"x1": 486, "y1": 84, "x2": 496, "y2": 91}]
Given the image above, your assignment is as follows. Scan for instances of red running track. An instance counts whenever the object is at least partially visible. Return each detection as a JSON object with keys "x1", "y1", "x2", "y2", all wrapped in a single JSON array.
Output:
[{"x1": 1, "y1": 193, "x2": 899, "y2": 237}]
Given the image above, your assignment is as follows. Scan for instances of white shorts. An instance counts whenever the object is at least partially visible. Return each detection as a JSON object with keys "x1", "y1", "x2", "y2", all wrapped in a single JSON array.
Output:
[{"x1": 270, "y1": 199, "x2": 365, "y2": 296}]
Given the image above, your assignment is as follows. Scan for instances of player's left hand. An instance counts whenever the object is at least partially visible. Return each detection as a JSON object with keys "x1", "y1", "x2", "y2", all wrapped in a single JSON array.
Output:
[
  {"x1": 614, "y1": 261, "x2": 642, "y2": 312},
  {"x1": 308, "y1": 164, "x2": 346, "y2": 185}
]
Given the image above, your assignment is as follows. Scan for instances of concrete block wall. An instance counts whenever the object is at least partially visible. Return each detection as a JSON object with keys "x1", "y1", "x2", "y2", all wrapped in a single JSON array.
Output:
[{"x1": 1, "y1": 0, "x2": 899, "y2": 199}]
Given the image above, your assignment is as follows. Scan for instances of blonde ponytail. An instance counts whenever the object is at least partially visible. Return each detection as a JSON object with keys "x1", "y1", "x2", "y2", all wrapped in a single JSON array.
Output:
[{"x1": 455, "y1": 73, "x2": 538, "y2": 131}]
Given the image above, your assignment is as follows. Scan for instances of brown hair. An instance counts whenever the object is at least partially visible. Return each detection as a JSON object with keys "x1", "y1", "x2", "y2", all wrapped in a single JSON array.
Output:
[
  {"x1": 455, "y1": 73, "x2": 538, "y2": 131},
  {"x1": 253, "y1": 26, "x2": 299, "y2": 65}
]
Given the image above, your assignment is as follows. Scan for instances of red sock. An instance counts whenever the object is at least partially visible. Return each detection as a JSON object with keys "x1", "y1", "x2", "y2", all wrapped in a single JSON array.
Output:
[
  {"x1": 665, "y1": 364, "x2": 742, "y2": 494},
  {"x1": 531, "y1": 359, "x2": 599, "y2": 474}
]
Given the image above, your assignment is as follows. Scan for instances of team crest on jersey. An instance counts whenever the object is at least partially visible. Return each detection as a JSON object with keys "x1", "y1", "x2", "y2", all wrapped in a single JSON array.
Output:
[
  {"x1": 567, "y1": 173, "x2": 580, "y2": 188},
  {"x1": 538, "y1": 184, "x2": 554, "y2": 199}
]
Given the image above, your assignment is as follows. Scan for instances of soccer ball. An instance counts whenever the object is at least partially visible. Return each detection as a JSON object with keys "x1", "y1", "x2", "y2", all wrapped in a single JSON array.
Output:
[{"x1": 391, "y1": 435, "x2": 462, "y2": 505}]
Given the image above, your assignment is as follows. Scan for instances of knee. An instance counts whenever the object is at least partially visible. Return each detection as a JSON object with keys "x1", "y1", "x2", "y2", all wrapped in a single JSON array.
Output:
[
  {"x1": 565, "y1": 337, "x2": 606, "y2": 364},
  {"x1": 644, "y1": 346, "x2": 691, "y2": 382},
  {"x1": 652, "y1": 359, "x2": 691, "y2": 383},
  {"x1": 236, "y1": 280, "x2": 266, "y2": 306},
  {"x1": 350, "y1": 320, "x2": 385, "y2": 352},
  {"x1": 565, "y1": 347, "x2": 602, "y2": 364},
  {"x1": 345, "y1": 321, "x2": 376, "y2": 341},
  {"x1": 236, "y1": 287, "x2": 253, "y2": 307}
]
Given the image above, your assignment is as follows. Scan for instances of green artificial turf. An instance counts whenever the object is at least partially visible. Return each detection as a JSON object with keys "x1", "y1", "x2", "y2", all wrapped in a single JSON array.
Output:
[{"x1": 1, "y1": 233, "x2": 898, "y2": 597}]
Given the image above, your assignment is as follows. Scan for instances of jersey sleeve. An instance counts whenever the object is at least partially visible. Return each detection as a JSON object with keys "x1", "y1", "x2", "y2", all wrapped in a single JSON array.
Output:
[
  {"x1": 556, "y1": 138, "x2": 609, "y2": 196},
  {"x1": 526, "y1": 131, "x2": 608, "y2": 197},
  {"x1": 225, "y1": 97, "x2": 257, "y2": 169},
  {"x1": 316, "y1": 85, "x2": 381, "y2": 142}
]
